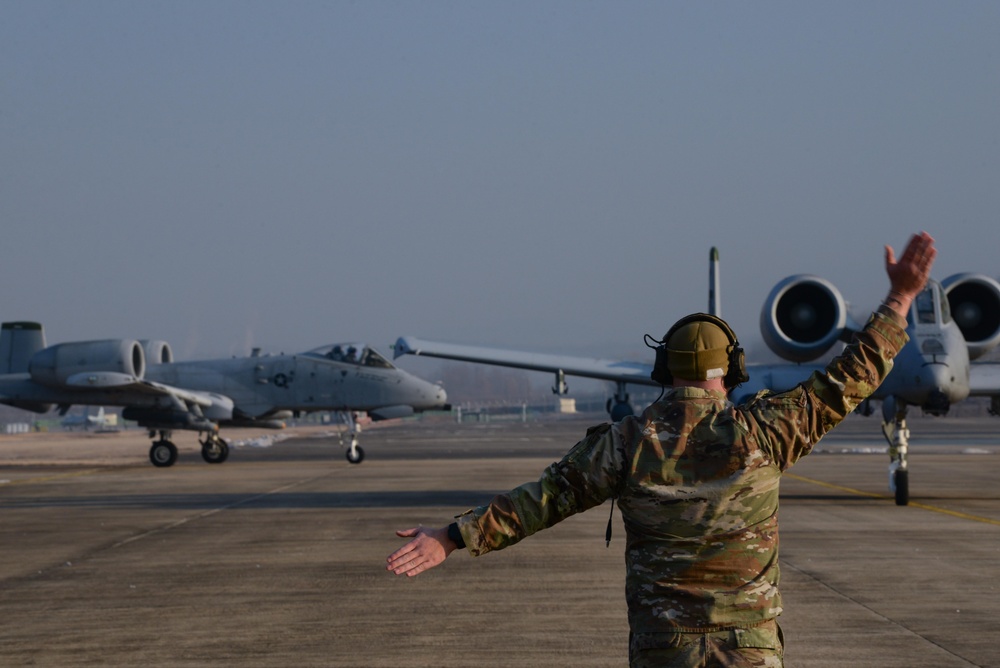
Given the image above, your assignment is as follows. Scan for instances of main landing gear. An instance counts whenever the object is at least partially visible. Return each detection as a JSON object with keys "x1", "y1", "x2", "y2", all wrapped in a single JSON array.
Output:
[
  {"x1": 147, "y1": 430, "x2": 230, "y2": 467},
  {"x1": 606, "y1": 382, "x2": 635, "y2": 422},
  {"x1": 149, "y1": 431, "x2": 178, "y2": 468},
  {"x1": 200, "y1": 433, "x2": 230, "y2": 464}
]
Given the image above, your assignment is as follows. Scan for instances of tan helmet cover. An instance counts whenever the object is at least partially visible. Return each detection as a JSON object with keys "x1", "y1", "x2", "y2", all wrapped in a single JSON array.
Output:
[{"x1": 665, "y1": 319, "x2": 732, "y2": 381}]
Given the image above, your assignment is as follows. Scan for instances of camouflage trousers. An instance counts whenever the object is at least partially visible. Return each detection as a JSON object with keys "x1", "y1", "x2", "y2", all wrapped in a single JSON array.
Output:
[{"x1": 629, "y1": 620, "x2": 783, "y2": 668}]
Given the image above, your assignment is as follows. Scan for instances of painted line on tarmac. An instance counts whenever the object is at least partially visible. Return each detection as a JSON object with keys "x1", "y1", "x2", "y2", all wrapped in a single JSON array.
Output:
[
  {"x1": 784, "y1": 472, "x2": 1000, "y2": 527},
  {"x1": 0, "y1": 469, "x2": 104, "y2": 486},
  {"x1": 783, "y1": 473, "x2": 886, "y2": 499},
  {"x1": 905, "y1": 501, "x2": 1000, "y2": 526}
]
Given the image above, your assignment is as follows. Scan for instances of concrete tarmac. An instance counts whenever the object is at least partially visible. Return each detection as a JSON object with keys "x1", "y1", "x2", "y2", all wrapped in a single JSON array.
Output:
[{"x1": 1, "y1": 414, "x2": 998, "y2": 667}]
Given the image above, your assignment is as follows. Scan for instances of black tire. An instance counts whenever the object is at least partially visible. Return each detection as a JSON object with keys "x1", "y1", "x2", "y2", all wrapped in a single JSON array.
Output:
[
  {"x1": 609, "y1": 402, "x2": 634, "y2": 422},
  {"x1": 201, "y1": 439, "x2": 229, "y2": 464},
  {"x1": 345, "y1": 446, "x2": 365, "y2": 464},
  {"x1": 150, "y1": 441, "x2": 178, "y2": 468},
  {"x1": 894, "y1": 469, "x2": 909, "y2": 506}
]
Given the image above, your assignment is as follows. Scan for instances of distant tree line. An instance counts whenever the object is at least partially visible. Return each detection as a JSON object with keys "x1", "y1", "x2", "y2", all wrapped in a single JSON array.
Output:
[{"x1": 435, "y1": 362, "x2": 550, "y2": 405}]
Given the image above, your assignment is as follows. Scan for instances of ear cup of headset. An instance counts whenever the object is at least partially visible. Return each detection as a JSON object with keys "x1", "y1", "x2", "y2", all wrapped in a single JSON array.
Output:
[
  {"x1": 650, "y1": 344, "x2": 672, "y2": 385},
  {"x1": 726, "y1": 343, "x2": 748, "y2": 389}
]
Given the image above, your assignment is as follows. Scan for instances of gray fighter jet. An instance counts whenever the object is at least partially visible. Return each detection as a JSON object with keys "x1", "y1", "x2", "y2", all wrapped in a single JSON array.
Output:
[{"x1": 0, "y1": 322, "x2": 448, "y2": 467}]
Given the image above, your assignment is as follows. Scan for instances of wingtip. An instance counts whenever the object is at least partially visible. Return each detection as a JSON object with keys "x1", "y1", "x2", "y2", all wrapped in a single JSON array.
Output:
[{"x1": 392, "y1": 336, "x2": 414, "y2": 359}]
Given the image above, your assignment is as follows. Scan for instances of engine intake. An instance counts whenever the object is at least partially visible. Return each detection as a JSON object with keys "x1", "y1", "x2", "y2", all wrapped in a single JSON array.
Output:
[
  {"x1": 141, "y1": 340, "x2": 174, "y2": 365},
  {"x1": 29, "y1": 340, "x2": 146, "y2": 387},
  {"x1": 942, "y1": 273, "x2": 1000, "y2": 360},
  {"x1": 761, "y1": 275, "x2": 847, "y2": 363}
]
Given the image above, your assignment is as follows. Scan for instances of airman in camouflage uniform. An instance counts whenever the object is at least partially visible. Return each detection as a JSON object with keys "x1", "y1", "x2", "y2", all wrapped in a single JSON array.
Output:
[{"x1": 388, "y1": 233, "x2": 936, "y2": 668}]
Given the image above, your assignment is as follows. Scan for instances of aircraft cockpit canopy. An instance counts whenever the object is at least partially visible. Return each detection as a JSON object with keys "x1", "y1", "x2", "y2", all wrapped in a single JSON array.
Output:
[
  {"x1": 908, "y1": 279, "x2": 951, "y2": 327},
  {"x1": 305, "y1": 343, "x2": 395, "y2": 369}
]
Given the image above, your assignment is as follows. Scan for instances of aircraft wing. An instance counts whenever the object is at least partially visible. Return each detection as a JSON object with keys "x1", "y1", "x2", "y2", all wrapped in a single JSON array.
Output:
[
  {"x1": 63, "y1": 372, "x2": 203, "y2": 402},
  {"x1": 968, "y1": 362, "x2": 1000, "y2": 396},
  {"x1": 394, "y1": 337, "x2": 838, "y2": 397},
  {"x1": 393, "y1": 336, "x2": 658, "y2": 387},
  {"x1": 0, "y1": 370, "x2": 234, "y2": 426},
  {"x1": 62, "y1": 372, "x2": 230, "y2": 410},
  {"x1": 134, "y1": 379, "x2": 227, "y2": 409}
]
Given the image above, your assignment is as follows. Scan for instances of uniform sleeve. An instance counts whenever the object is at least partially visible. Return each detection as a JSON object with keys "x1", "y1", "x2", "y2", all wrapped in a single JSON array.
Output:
[
  {"x1": 744, "y1": 305, "x2": 909, "y2": 470},
  {"x1": 456, "y1": 422, "x2": 626, "y2": 557}
]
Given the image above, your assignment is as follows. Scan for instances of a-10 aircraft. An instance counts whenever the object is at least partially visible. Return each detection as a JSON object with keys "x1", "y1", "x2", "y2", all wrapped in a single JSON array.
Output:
[
  {"x1": 0, "y1": 323, "x2": 449, "y2": 467},
  {"x1": 393, "y1": 248, "x2": 1000, "y2": 506}
]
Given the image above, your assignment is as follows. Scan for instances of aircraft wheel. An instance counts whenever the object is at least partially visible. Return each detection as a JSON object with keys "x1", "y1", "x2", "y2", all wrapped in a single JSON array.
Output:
[
  {"x1": 609, "y1": 402, "x2": 634, "y2": 422},
  {"x1": 346, "y1": 446, "x2": 365, "y2": 464},
  {"x1": 202, "y1": 439, "x2": 229, "y2": 464},
  {"x1": 150, "y1": 441, "x2": 178, "y2": 468},
  {"x1": 894, "y1": 469, "x2": 909, "y2": 506}
]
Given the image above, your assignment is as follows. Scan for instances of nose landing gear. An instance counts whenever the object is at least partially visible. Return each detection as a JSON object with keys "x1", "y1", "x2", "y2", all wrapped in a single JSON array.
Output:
[
  {"x1": 338, "y1": 411, "x2": 365, "y2": 464},
  {"x1": 881, "y1": 399, "x2": 910, "y2": 506}
]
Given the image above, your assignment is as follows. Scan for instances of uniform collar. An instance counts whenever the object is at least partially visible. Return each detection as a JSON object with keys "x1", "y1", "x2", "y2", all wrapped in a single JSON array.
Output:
[{"x1": 668, "y1": 386, "x2": 729, "y2": 401}]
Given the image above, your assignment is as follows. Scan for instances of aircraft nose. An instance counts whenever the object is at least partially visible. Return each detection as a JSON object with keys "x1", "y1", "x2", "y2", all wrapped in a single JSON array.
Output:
[
  {"x1": 924, "y1": 363, "x2": 957, "y2": 399},
  {"x1": 412, "y1": 376, "x2": 448, "y2": 408},
  {"x1": 918, "y1": 361, "x2": 966, "y2": 413}
]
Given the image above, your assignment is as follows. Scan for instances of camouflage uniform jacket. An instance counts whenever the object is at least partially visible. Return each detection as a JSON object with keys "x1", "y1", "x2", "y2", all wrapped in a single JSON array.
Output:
[{"x1": 455, "y1": 306, "x2": 908, "y2": 633}]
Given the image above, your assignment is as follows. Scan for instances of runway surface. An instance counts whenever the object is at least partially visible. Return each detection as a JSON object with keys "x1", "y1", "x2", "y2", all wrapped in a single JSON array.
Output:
[{"x1": 1, "y1": 414, "x2": 998, "y2": 667}]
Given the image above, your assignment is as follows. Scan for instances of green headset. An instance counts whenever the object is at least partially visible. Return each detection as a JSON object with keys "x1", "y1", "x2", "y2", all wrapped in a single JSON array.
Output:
[{"x1": 646, "y1": 313, "x2": 749, "y2": 390}]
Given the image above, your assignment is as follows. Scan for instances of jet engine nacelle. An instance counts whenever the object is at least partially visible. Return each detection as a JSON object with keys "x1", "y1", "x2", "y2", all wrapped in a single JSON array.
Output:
[
  {"x1": 942, "y1": 273, "x2": 1000, "y2": 360},
  {"x1": 141, "y1": 340, "x2": 174, "y2": 365},
  {"x1": 761, "y1": 275, "x2": 848, "y2": 363},
  {"x1": 28, "y1": 340, "x2": 146, "y2": 387}
]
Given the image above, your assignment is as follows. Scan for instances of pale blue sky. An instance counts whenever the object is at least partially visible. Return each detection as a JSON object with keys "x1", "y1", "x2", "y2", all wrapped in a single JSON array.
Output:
[{"x1": 2, "y1": 1, "x2": 998, "y2": 373}]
